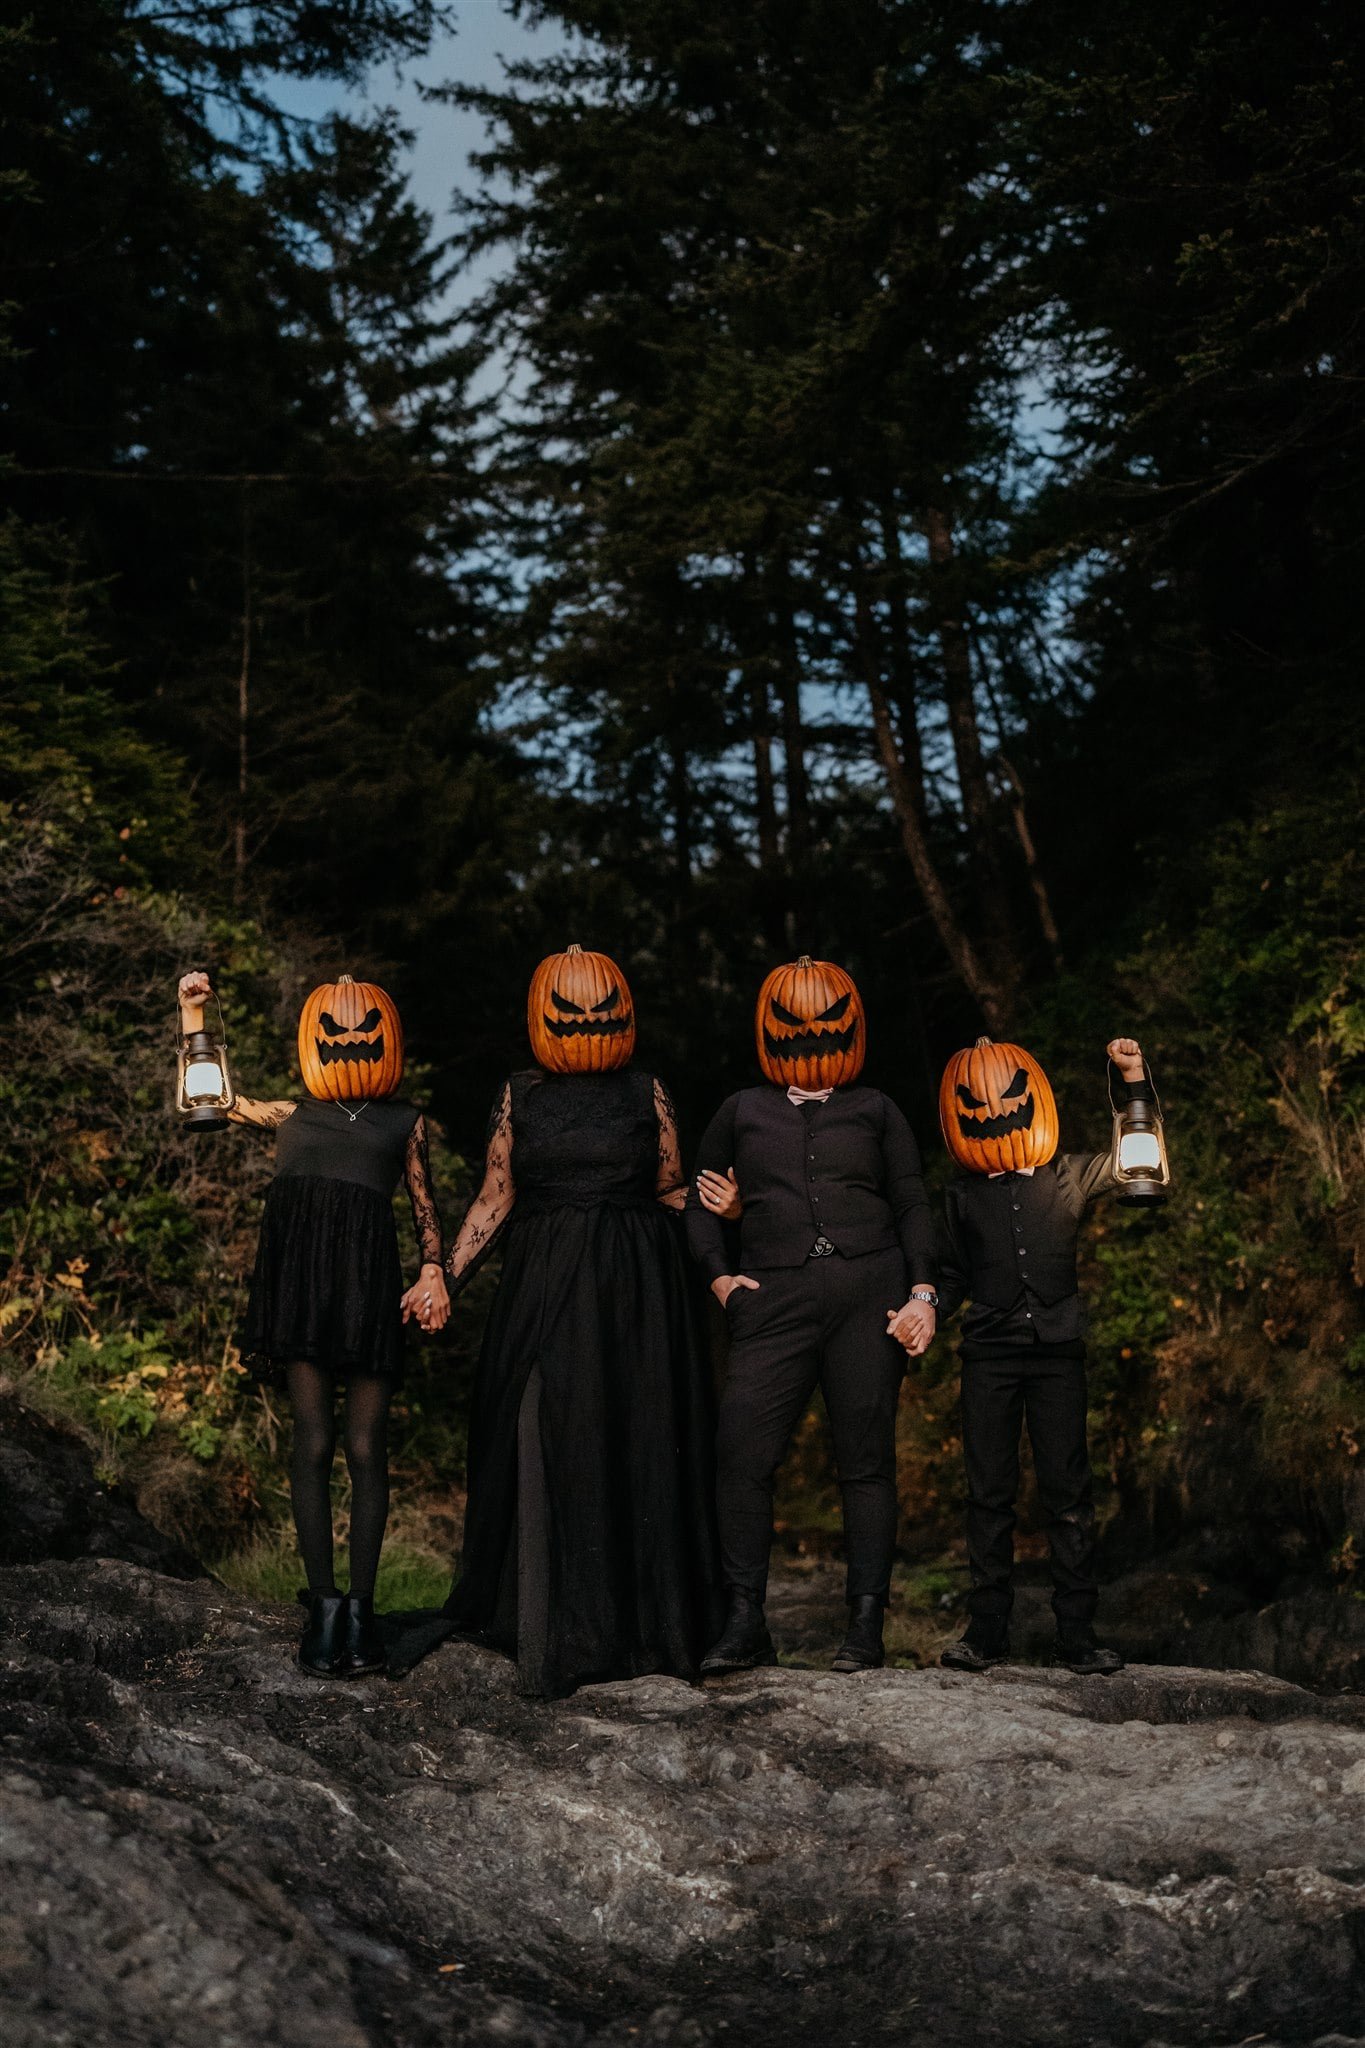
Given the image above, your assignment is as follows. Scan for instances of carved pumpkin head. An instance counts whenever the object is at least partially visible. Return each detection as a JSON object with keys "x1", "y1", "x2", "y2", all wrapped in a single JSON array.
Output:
[
  {"x1": 527, "y1": 943, "x2": 636, "y2": 1074},
  {"x1": 938, "y1": 1035, "x2": 1058, "y2": 1173},
  {"x1": 297, "y1": 974, "x2": 404, "y2": 1102},
  {"x1": 755, "y1": 955, "x2": 866, "y2": 1090}
]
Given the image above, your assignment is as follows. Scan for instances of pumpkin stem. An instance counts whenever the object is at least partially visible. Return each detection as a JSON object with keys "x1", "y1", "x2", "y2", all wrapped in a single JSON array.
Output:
[
  {"x1": 796, "y1": 953, "x2": 813, "y2": 968},
  {"x1": 566, "y1": 942, "x2": 583, "y2": 955},
  {"x1": 337, "y1": 973, "x2": 355, "y2": 987},
  {"x1": 974, "y1": 1033, "x2": 994, "y2": 1049}
]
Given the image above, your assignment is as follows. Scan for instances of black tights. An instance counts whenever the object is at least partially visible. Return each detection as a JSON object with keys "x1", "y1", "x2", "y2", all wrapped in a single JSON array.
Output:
[{"x1": 287, "y1": 1363, "x2": 392, "y2": 1600}]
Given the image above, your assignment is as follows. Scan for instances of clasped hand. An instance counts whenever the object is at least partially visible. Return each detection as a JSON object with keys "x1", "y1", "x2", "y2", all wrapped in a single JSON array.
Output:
[
  {"x1": 401, "y1": 1264, "x2": 451, "y2": 1333},
  {"x1": 886, "y1": 1297, "x2": 936, "y2": 1357}
]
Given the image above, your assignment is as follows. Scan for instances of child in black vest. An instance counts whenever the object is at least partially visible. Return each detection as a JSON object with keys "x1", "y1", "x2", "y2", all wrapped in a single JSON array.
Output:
[{"x1": 934, "y1": 1035, "x2": 1155, "y2": 1675}]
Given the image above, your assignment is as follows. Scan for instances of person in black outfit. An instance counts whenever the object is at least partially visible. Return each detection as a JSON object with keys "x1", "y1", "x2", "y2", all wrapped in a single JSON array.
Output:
[
  {"x1": 936, "y1": 1035, "x2": 1155, "y2": 1677},
  {"x1": 176, "y1": 971, "x2": 448, "y2": 1680},
  {"x1": 387, "y1": 951, "x2": 730, "y2": 1699},
  {"x1": 685, "y1": 960, "x2": 938, "y2": 1676}
]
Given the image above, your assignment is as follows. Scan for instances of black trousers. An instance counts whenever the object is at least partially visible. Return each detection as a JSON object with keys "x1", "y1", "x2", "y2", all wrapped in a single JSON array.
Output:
[
  {"x1": 960, "y1": 1348, "x2": 1098, "y2": 1626},
  {"x1": 715, "y1": 1247, "x2": 908, "y2": 1604}
]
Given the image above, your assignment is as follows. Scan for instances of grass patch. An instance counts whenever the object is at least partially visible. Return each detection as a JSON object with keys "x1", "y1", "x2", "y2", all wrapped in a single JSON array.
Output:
[{"x1": 212, "y1": 1531, "x2": 451, "y2": 1610}]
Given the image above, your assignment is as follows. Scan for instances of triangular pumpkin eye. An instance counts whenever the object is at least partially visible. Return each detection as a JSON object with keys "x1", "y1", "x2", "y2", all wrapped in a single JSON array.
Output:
[
  {"x1": 770, "y1": 997, "x2": 804, "y2": 1027},
  {"x1": 1005, "y1": 1067, "x2": 1029, "y2": 1098},
  {"x1": 319, "y1": 1011, "x2": 343, "y2": 1035},
  {"x1": 957, "y1": 1083, "x2": 986, "y2": 1110},
  {"x1": 550, "y1": 989, "x2": 585, "y2": 1015},
  {"x1": 591, "y1": 986, "x2": 620, "y2": 1014},
  {"x1": 355, "y1": 1007, "x2": 382, "y2": 1033},
  {"x1": 817, "y1": 992, "x2": 851, "y2": 1023}
]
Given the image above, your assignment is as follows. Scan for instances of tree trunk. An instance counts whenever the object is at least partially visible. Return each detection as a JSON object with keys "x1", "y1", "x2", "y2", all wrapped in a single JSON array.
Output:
[
  {"x1": 667, "y1": 723, "x2": 693, "y2": 898},
  {"x1": 855, "y1": 584, "x2": 1008, "y2": 1030},
  {"x1": 999, "y1": 749, "x2": 1064, "y2": 969},
  {"x1": 877, "y1": 498, "x2": 928, "y2": 819},
  {"x1": 234, "y1": 491, "x2": 252, "y2": 900},
  {"x1": 923, "y1": 504, "x2": 1022, "y2": 993},
  {"x1": 773, "y1": 575, "x2": 810, "y2": 860},
  {"x1": 972, "y1": 622, "x2": 1065, "y2": 971},
  {"x1": 748, "y1": 667, "x2": 781, "y2": 873}
]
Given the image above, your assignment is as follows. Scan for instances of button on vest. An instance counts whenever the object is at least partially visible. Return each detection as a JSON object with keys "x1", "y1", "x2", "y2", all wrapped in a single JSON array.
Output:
[{"x1": 953, "y1": 1169, "x2": 1080, "y2": 1307}]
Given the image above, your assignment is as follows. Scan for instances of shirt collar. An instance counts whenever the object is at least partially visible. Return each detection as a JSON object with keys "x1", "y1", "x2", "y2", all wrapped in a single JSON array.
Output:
[
  {"x1": 988, "y1": 1166, "x2": 1035, "y2": 1178},
  {"x1": 787, "y1": 1085, "x2": 834, "y2": 1105}
]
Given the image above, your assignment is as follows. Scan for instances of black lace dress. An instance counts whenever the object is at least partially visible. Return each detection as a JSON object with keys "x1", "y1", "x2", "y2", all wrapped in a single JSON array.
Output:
[
  {"x1": 237, "y1": 1095, "x2": 443, "y2": 1384},
  {"x1": 387, "y1": 1067, "x2": 722, "y2": 1697}
]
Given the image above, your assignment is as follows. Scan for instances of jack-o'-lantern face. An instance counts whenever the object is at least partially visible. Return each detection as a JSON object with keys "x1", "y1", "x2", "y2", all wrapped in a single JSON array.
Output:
[
  {"x1": 755, "y1": 956, "x2": 866, "y2": 1090},
  {"x1": 938, "y1": 1035, "x2": 1058, "y2": 1173},
  {"x1": 527, "y1": 943, "x2": 636, "y2": 1074},
  {"x1": 297, "y1": 974, "x2": 404, "y2": 1102}
]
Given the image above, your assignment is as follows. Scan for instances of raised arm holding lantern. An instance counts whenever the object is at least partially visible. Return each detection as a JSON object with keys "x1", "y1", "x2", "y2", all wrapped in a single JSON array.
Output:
[
  {"x1": 174, "y1": 967, "x2": 447, "y2": 1682},
  {"x1": 935, "y1": 1032, "x2": 1166, "y2": 1680}
]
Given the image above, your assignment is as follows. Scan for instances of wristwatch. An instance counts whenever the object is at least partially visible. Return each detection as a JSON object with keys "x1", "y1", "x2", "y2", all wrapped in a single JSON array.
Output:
[{"x1": 910, "y1": 1288, "x2": 939, "y2": 1308}]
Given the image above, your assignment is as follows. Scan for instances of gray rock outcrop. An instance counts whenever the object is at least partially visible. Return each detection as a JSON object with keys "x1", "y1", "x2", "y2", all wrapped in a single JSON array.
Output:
[
  {"x1": 0, "y1": 1390, "x2": 200, "y2": 1578},
  {"x1": 1, "y1": 1556, "x2": 1363, "y2": 2048}
]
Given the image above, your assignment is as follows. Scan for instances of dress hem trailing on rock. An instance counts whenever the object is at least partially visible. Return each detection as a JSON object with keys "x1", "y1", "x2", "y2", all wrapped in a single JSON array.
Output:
[{"x1": 385, "y1": 1069, "x2": 723, "y2": 1698}]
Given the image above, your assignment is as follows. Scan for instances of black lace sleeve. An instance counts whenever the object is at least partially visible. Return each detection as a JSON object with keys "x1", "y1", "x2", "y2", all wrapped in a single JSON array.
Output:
[
  {"x1": 404, "y1": 1113, "x2": 445, "y2": 1269},
  {"x1": 653, "y1": 1074, "x2": 687, "y2": 1211},
  {"x1": 446, "y1": 1081, "x2": 516, "y2": 1297}
]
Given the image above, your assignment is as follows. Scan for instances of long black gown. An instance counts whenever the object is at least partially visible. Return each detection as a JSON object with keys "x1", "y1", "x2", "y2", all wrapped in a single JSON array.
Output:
[{"x1": 387, "y1": 1066, "x2": 722, "y2": 1697}]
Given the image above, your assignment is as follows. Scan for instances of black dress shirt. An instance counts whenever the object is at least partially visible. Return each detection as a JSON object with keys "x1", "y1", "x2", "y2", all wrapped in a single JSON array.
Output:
[
  {"x1": 937, "y1": 1081, "x2": 1153, "y2": 1359},
  {"x1": 685, "y1": 1083, "x2": 936, "y2": 1285}
]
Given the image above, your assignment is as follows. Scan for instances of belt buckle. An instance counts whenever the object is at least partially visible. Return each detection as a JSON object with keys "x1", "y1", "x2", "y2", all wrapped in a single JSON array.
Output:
[{"x1": 808, "y1": 1235, "x2": 836, "y2": 1260}]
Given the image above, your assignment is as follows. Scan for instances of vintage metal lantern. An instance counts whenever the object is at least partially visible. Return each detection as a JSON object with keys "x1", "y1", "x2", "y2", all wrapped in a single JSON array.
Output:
[
  {"x1": 1109, "y1": 1059, "x2": 1170, "y2": 1204},
  {"x1": 176, "y1": 991, "x2": 234, "y2": 1131}
]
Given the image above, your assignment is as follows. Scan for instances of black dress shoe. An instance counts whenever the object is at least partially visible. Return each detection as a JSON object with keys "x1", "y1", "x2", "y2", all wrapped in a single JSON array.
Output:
[
  {"x1": 298, "y1": 1592, "x2": 347, "y2": 1677},
  {"x1": 832, "y1": 1595, "x2": 886, "y2": 1672},
  {"x1": 339, "y1": 1594, "x2": 386, "y2": 1677},
  {"x1": 700, "y1": 1595, "x2": 777, "y2": 1675},
  {"x1": 940, "y1": 1620, "x2": 1010, "y2": 1672},
  {"x1": 1057, "y1": 1626, "x2": 1123, "y2": 1675}
]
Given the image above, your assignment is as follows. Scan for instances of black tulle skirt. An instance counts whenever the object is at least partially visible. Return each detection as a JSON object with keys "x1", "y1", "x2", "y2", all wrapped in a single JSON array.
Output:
[
  {"x1": 386, "y1": 1200, "x2": 723, "y2": 1697},
  {"x1": 239, "y1": 1173, "x2": 405, "y2": 1385}
]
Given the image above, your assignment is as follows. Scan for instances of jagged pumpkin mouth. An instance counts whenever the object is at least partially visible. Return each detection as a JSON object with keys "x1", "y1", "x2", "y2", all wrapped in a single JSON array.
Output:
[
  {"x1": 763, "y1": 1020, "x2": 859, "y2": 1061},
  {"x1": 543, "y1": 1014, "x2": 633, "y2": 1040},
  {"x1": 317, "y1": 1036, "x2": 386, "y2": 1066},
  {"x1": 957, "y1": 1091, "x2": 1034, "y2": 1141}
]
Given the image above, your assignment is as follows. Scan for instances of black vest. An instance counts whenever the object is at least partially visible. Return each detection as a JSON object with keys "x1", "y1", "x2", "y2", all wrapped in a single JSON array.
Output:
[
  {"x1": 727, "y1": 1084, "x2": 911, "y2": 1270},
  {"x1": 944, "y1": 1165, "x2": 1081, "y2": 1308}
]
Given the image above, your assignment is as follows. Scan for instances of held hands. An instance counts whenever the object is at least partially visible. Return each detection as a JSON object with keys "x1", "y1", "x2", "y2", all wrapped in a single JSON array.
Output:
[
  {"x1": 696, "y1": 1167, "x2": 743, "y2": 1220},
  {"x1": 1107, "y1": 1036, "x2": 1145, "y2": 1082},
  {"x1": 712, "y1": 1273, "x2": 760, "y2": 1309},
  {"x1": 402, "y1": 1264, "x2": 451, "y2": 1334},
  {"x1": 887, "y1": 1297, "x2": 936, "y2": 1357}
]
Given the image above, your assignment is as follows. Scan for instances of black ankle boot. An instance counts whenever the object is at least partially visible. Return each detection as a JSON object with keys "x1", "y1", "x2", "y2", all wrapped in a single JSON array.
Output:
[
  {"x1": 832, "y1": 1595, "x2": 886, "y2": 1672},
  {"x1": 700, "y1": 1595, "x2": 777, "y2": 1676},
  {"x1": 941, "y1": 1618, "x2": 1010, "y2": 1673},
  {"x1": 298, "y1": 1592, "x2": 346, "y2": 1676},
  {"x1": 339, "y1": 1594, "x2": 386, "y2": 1678},
  {"x1": 1056, "y1": 1624, "x2": 1123, "y2": 1676}
]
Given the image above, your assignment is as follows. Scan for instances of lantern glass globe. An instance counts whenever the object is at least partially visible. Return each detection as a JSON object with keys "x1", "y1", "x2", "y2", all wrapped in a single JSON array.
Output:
[
  {"x1": 185, "y1": 1057, "x2": 227, "y2": 1103},
  {"x1": 1117, "y1": 1130, "x2": 1163, "y2": 1173}
]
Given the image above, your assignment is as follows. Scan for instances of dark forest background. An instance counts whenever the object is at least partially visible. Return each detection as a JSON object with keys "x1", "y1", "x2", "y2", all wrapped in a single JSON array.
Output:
[{"x1": 2, "y1": 1, "x2": 1363, "y2": 1628}]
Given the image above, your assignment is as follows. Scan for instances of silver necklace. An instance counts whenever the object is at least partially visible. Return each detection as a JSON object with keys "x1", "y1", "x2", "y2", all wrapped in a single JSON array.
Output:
[{"x1": 334, "y1": 1099, "x2": 372, "y2": 1125}]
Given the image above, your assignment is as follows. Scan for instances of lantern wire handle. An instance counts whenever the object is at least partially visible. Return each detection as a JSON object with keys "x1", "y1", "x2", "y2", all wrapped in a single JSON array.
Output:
[
  {"x1": 176, "y1": 985, "x2": 229, "y2": 1051},
  {"x1": 1106, "y1": 1052, "x2": 1162, "y2": 1120}
]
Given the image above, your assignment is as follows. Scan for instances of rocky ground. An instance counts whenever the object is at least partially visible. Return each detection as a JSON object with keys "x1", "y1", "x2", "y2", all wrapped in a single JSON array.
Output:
[{"x1": 2, "y1": 1394, "x2": 1364, "y2": 2048}]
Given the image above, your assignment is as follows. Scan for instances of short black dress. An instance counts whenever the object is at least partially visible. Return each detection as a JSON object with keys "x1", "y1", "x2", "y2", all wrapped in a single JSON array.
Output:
[
  {"x1": 387, "y1": 1067, "x2": 723, "y2": 1696},
  {"x1": 238, "y1": 1096, "x2": 443, "y2": 1384}
]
